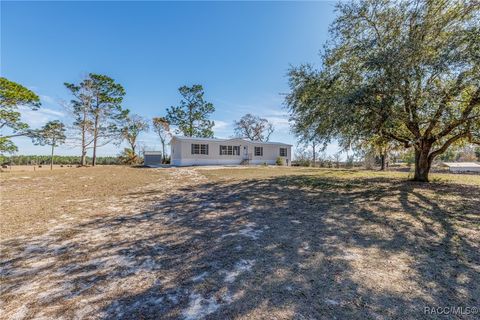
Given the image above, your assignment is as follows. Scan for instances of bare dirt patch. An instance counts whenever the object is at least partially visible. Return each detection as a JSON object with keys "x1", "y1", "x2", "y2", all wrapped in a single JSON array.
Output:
[{"x1": 1, "y1": 167, "x2": 479, "y2": 319}]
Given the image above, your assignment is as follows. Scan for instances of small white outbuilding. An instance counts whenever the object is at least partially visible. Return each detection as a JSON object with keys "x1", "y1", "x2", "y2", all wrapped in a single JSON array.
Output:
[
  {"x1": 442, "y1": 162, "x2": 480, "y2": 173},
  {"x1": 143, "y1": 151, "x2": 163, "y2": 167}
]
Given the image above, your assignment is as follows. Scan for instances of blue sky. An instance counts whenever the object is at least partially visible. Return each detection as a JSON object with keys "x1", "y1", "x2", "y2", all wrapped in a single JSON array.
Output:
[{"x1": 1, "y1": 1, "x2": 339, "y2": 156}]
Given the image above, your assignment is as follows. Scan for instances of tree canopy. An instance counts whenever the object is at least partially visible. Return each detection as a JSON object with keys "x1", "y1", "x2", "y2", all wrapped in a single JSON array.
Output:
[
  {"x1": 120, "y1": 113, "x2": 149, "y2": 155},
  {"x1": 0, "y1": 77, "x2": 41, "y2": 153},
  {"x1": 34, "y1": 120, "x2": 66, "y2": 147},
  {"x1": 33, "y1": 120, "x2": 66, "y2": 169},
  {"x1": 286, "y1": 0, "x2": 480, "y2": 182},
  {"x1": 65, "y1": 73, "x2": 128, "y2": 166},
  {"x1": 166, "y1": 85, "x2": 215, "y2": 138},
  {"x1": 234, "y1": 113, "x2": 275, "y2": 142}
]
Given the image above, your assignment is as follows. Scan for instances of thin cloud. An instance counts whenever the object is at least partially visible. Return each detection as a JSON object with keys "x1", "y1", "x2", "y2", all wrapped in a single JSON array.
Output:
[
  {"x1": 213, "y1": 120, "x2": 229, "y2": 131},
  {"x1": 19, "y1": 106, "x2": 65, "y2": 128},
  {"x1": 264, "y1": 116, "x2": 290, "y2": 129},
  {"x1": 40, "y1": 94, "x2": 57, "y2": 105}
]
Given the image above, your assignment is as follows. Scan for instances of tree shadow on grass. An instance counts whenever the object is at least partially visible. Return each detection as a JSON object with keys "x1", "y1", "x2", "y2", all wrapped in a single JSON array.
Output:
[{"x1": 1, "y1": 174, "x2": 478, "y2": 319}]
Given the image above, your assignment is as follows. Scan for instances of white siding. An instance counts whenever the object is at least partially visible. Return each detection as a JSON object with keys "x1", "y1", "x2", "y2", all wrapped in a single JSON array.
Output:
[{"x1": 170, "y1": 137, "x2": 291, "y2": 166}]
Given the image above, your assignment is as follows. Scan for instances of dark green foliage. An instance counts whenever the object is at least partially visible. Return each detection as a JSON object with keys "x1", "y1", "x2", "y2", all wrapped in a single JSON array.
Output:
[
  {"x1": 0, "y1": 139, "x2": 18, "y2": 154},
  {"x1": 64, "y1": 73, "x2": 128, "y2": 166},
  {"x1": 286, "y1": 0, "x2": 480, "y2": 182},
  {"x1": 33, "y1": 120, "x2": 66, "y2": 148},
  {"x1": 166, "y1": 85, "x2": 215, "y2": 138},
  {"x1": 33, "y1": 120, "x2": 67, "y2": 169},
  {"x1": 0, "y1": 77, "x2": 41, "y2": 153}
]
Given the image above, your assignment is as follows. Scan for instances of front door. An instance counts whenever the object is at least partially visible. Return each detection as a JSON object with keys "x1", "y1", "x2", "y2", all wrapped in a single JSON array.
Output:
[{"x1": 243, "y1": 146, "x2": 248, "y2": 159}]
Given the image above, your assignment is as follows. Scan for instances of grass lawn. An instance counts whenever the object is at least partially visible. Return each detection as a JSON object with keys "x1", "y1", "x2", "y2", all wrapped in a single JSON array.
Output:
[{"x1": 1, "y1": 166, "x2": 479, "y2": 319}]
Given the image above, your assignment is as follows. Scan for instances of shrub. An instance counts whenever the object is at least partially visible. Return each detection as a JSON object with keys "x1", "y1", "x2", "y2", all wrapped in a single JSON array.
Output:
[
  {"x1": 295, "y1": 159, "x2": 310, "y2": 167},
  {"x1": 118, "y1": 148, "x2": 141, "y2": 165},
  {"x1": 276, "y1": 157, "x2": 284, "y2": 166}
]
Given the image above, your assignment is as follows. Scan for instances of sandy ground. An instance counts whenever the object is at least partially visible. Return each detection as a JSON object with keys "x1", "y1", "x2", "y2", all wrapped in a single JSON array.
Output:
[{"x1": 0, "y1": 166, "x2": 479, "y2": 319}]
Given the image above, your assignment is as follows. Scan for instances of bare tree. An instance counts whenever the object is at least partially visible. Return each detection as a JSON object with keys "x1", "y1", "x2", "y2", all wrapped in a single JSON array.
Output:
[
  {"x1": 120, "y1": 114, "x2": 149, "y2": 155},
  {"x1": 333, "y1": 152, "x2": 342, "y2": 168},
  {"x1": 234, "y1": 114, "x2": 274, "y2": 142},
  {"x1": 152, "y1": 117, "x2": 171, "y2": 163}
]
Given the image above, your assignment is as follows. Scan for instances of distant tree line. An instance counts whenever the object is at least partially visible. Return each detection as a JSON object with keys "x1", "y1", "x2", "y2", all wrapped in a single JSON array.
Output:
[{"x1": 0, "y1": 155, "x2": 121, "y2": 166}]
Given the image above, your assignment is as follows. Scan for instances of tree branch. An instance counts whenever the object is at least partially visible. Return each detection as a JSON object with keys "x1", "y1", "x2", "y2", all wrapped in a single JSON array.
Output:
[
  {"x1": 429, "y1": 131, "x2": 469, "y2": 161},
  {"x1": 434, "y1": 87, "x2": 480, "y2": 139},
  {"x1": 382, "y1": 131, "x2": 412, "y2": 148},
  {"x1": 424, "y1": 71, "x2": 468, "y2": 138}
]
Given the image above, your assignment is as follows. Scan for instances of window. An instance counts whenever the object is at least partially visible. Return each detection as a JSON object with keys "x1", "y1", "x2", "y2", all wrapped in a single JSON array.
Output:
[
  {"x1": 191, "y1": 144, "x2": 200, "y2": 154},
  {"x1": 280, "y1": 148, "x2": 287, "y2": 157},
  {"x1": 254, "y1": 146, "x2": 263, "y2": 156},
  {"x1": 191, "y1": 144, "x2": 208, "y2": 155},
  {"x1": 220, "y1": 145, "x2": 240, "y2": 155}
]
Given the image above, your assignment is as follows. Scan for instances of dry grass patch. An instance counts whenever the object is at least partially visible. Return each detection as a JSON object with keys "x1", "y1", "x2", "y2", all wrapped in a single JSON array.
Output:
[
  {"x1": 0, "y1": 166, "x2": 170, "y2": 239},
  {"x1": 1, "y1": 166, "x2": 479, "y2": 319}
]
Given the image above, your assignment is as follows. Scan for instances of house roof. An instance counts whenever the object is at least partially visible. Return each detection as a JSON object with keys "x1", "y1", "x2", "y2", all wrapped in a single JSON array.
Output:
[
  {"x1": 144, "y1": 151, "x2": 163, "y2": 155},
  {"x1": 442, "y1": 162, "x2": 480, "y2": 168},
  {"x1": 172, "y1": 136, "x2": 292, "y2": 146}
]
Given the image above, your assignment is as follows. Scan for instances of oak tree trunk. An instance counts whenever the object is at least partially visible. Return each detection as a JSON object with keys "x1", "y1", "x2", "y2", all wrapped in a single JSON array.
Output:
[
  {"x1": 413, "y1": 145, "x2": 433, "y2": 182},
  {"x1": 380, "y1": 154, "x2": 386, "y2": 171}
]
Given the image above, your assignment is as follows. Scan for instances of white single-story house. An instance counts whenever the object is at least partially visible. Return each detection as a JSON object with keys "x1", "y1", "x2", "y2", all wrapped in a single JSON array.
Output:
[
  {"x1": 441, "y1": 162, "x2": 480, "y2": 173},
  {"x1": 170, "y1": 136, "x2": 292, "y2": 166}
]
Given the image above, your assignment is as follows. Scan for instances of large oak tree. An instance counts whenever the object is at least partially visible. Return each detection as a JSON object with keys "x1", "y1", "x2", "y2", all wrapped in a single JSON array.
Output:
[{"x1": 287, "y1": 0, "x2": 479, "y2": 182}]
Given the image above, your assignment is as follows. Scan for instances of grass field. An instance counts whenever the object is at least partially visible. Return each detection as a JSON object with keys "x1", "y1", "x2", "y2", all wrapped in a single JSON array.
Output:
[{"x1": 1, "y1": 166, "x2": 479, "y2": 319}]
